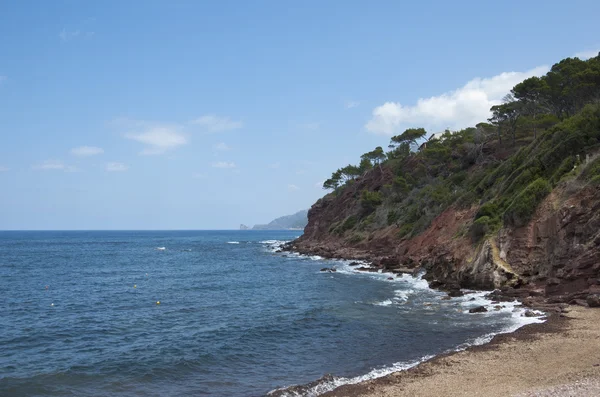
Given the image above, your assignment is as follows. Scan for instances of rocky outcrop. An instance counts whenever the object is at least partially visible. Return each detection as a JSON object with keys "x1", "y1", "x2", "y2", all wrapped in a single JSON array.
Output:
[
  {"x1": 422, "y1": 240, "x2": 520, "y2": 291},
  {"x1": 291, "y1": 179, "x2": 600, "y2": 305}
]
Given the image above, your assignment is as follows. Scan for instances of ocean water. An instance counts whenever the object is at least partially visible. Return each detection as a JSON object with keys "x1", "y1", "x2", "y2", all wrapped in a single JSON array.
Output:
[{"x1": 0, "y1": 231, "x2": 543, "y2": 397}]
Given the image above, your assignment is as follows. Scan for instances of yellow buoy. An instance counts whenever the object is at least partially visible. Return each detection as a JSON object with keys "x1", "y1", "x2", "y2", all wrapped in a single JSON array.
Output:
[
  {"x1": 134, "y1": 285, "x2": 137, "y2": 288},
  {"x1": 156, "y1": 301, "x2": 160, "y2": 305}
]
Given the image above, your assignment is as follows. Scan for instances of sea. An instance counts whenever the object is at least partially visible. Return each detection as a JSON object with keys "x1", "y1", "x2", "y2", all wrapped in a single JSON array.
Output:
[{"x1": 0, "y1": 230, "x2": 544, "y2": 397}]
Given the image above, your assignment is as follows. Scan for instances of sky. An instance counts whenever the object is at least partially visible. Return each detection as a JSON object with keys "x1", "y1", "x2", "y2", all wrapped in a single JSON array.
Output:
[{"x1": 0, "y1": 0, "x2": 599, "y2": 230}]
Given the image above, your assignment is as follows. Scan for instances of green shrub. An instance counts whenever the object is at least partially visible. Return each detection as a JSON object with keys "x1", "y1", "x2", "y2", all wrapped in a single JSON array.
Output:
[
  {"x1": 579, "y1": 155, "x2": 600, "y2": 181},
  {"x1": 360, "y1": 190, "x2": 383, "y2": 210},
  {"x1": 340, "y1": 215, "x2": 357, "y2": 232},
  {"x1": 589, "y1": 175, "x2": 600, "y2": 185},
  {"x1": 392, "y1": 176, "x2": 409, "y2": 192},
  {"x1": 550, "y1": 156, "x2": 575, "y2": 184},
  {"x1": 358, "y1": 213, "x2": 375, "y2": 231},
  {"x1": 387, "y1": 210, "x2": 400, "y2": 225},
  {"x1": 397, "y1": 223, "x2": 414, "y2": 238},
  {"x1": 503, "y1": 178, "x2": 551, "y2": 227},
  {"x1": 476, "y1": 201, "x2": 499, "y2": 219}
]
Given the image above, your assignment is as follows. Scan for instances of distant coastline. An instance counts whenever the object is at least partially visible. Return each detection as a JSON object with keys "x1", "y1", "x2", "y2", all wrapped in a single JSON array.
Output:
[{"x1": 240, "y1": 210, "x2": 308, "y2": 231}]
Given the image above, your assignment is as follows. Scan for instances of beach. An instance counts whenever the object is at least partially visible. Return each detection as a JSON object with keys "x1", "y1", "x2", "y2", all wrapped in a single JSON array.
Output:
[{"x1": 324, "y1": 306, "x2": 600, "y2": 397}]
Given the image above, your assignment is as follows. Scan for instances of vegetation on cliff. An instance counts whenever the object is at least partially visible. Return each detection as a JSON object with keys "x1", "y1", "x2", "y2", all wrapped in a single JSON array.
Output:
[{"x1": 320, "y1": 53, "x2": 600, "y2": 245}]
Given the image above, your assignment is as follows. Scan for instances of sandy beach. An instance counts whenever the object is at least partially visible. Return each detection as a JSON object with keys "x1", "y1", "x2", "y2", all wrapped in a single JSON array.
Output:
[{"x1": 323, "y1": 307, "x2": 600, "y2": 397}]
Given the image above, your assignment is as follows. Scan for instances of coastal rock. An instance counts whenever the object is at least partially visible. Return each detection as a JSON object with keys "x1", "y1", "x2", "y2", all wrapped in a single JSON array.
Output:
[
  {"x1": 288, "y1": 149, "x2": 600, "y2": 304},
  {"x1": 356, "y1": 266, "x2": 378, "y2": 272},
  {"x1": 523, "y1": 310, "x2": 538, "y2": 317},
  {"x1": 468, "y1": 306, "x2": 488, "y2": 313},
  {"x1": 586, "y1": 294, "x2": 600, "y2": 307},
  {"x1": 447, "y1": 288, "x2": 464, "y2": 297}
]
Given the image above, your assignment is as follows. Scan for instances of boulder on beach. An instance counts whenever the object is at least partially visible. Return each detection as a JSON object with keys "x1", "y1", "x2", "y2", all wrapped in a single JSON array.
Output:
[
  {"x1": 469, "y1": 306, "x2": 488, "y2": 313},
  {"x1": 320, "y1": 267, "x2": 336, "y2": 272},
  {"x1": 586, "y1": 294, "x2": 600, "y2": 307}
]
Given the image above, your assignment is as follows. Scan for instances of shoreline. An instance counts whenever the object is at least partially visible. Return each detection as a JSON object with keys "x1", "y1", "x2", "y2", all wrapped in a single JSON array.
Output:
[
  {"x1": 321, "y1": 306, "x2": 600, "y2": 397},
  {"x1": 269, "y1": 241, "x2": 561, "y2": 396}
]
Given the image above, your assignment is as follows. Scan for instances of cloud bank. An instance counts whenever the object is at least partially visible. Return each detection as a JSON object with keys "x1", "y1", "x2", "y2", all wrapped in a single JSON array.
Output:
[
  {"x1": 191, "y1": 115, "x2": 243, "y2": 132},
  {"x1": 365, "y1": 66, "x2": 549, "y2": 135},
  {"x1": 118, "y1": 119, "x2": 188, "y2": 155},
  {"x1": 33, "y1": 160, "x2": 78, "y2": 172},
  {"x1": 71, "y1": 146, "x2": 104, "y2": 157}
]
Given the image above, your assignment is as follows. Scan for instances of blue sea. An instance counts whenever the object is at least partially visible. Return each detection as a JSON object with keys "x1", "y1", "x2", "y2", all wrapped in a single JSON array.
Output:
[{"x1": 0, "y1": 231, "x2": 543, "y2": 397}]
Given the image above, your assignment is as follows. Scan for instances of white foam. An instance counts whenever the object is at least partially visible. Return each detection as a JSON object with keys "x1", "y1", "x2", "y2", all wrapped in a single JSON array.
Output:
[
  {"x1": 393, "y1": 289, "x2": 414, "y2": 302},
  {"x1": 227, "y1": 241, "x2": 240, "y2": 244},
  {"x1": 267, "y1": 245, "x2": 548, "y2": 397},
  {"x1": 260, "y1": 239, "x2": 289, "y2": 253},
  {"x1": 269, "y1": 355, "x2": 435, "y2": 397},
  {"x1": 260, "y1": 240, "x2": 282, "y2": 245},
  {"x1": 155, "y1": 247, "x2": 166, "y2": 251}
]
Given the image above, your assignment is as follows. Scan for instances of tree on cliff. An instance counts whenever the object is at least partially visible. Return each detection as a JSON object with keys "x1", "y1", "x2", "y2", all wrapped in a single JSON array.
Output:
[
  {"x1": 340, "y1": 164, "x2": 361, "y2": 182},
  {"x1": 489, "y1": 96, "x2": 521, "y2": 145},
  {"x1": 322, "y1": 169, "x2": 342, "y2": 190},
  {"x1": 361, "y1": 146, "x2": 386, "y2": 171},
  {"x1": 389, "y1": 128, "x2": 428, "y2": 151},
  {"x1": 511, "y1": 76, "x2": 549, "y2": 139},
  {"x1": 359, "y1": 158, "x2": 373, "y2": 174}
]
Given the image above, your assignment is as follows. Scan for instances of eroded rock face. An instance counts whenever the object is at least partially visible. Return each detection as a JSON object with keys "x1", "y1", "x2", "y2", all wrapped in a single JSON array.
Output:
[
  {"x1": 292, "y1": 179, "x2": 600, "y2": 302},
  {"x1": 498, "y1": 186, "x2": 600, "y2": 303}
]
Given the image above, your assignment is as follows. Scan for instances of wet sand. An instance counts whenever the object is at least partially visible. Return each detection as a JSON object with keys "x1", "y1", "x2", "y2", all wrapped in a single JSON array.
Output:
[{"x1": 323, "y1": 307, "x2": 600, "y2": 397}]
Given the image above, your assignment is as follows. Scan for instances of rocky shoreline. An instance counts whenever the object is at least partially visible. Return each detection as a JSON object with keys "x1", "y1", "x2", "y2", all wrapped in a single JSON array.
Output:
[
  {"x1": 268, "y1": 241, "x2": 570, "y2": 397},
  {"x1": 321, "y1": 306, "x2": 600, "y2": 397},
  {"x1": 280, "y1": 240, "x2": 573, "y2": 315}
]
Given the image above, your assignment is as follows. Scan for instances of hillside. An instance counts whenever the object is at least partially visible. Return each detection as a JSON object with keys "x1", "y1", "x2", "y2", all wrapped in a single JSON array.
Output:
[
  {"x1": 248, "y1": 210, "x2": 308, "y2": 230},
  {"x1": 289, "y1": 53, "x2": 600, "y2": 305}
]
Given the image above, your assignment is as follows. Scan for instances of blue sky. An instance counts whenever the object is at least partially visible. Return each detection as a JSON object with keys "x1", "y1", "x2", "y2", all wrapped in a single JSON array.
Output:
[{"x1": 1, "y1": 0, "x2": 599, "y2": 230}]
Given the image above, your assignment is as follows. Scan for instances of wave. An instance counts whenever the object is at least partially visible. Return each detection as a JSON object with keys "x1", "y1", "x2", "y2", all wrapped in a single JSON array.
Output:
[
  {"x1": 227, "y1": 241, "x2": 240, "y2": 244},
  {"x1": 264, "y1": 241, "x2": 546, "y2": 396},
  {"x1": 155, "y1": 247, "x2": 166, "y2": 251},
  {"x1": 268, "y1": 355, "x2": 434, "y2": 397}
]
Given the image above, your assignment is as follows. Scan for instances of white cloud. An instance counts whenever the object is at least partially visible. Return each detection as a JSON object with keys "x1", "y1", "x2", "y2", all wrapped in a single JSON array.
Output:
[
  {"x1": 122, "y1": 120, "x2": 187, "y2": 155},
  {"x1": 365, "y1": 66, "x2": 549, "y2": 135},
  {"x1": 345, "y1": 100, "x2": 360, "y2": 109},
  {"x1": 288, "y1": 184, "x2": 300, "y2": 191},
  {"x1": 574, "y1": 49, "x2": 599, "y2": 60},
  {"x1": 0, "y1": 166, "x2": 9, "y2": 172},
  {"x1": 105, "y1": 162, "x2": 128, "y2": 172},
  {"x1": 211, "y1": 161, "x2": 236, "y2": 169},
  {"x1": 59, "y1": 28, "x2": 81, "y2": 42},
  {"x1": 268, "y1": 162, "x2": 280, "y2": 169},
  {"x1": 33, "y1": 160, "x2": 78, "y2": 172},
  {"x1": 213, "y1": 142, "x2": 230, "y2": 151},
  {"x1": 71, "y1": 146, "x2": 104, "y2": 157},
  {"x1": 191, "y1": 115, "x2": 243, "y2": 132}
]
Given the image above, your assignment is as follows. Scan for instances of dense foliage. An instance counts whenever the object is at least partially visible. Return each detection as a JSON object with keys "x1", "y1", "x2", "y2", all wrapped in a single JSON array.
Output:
[{"x1": 321, "y1": 53, "x2": 600, "y2": 243}]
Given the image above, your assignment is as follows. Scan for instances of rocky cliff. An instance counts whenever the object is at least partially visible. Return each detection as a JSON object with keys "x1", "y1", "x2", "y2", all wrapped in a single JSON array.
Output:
[
  {"x1": 291, "y1": 173, "x2": 600, "y2": 306},
  {"x1": 287, "y1": 54, "x2": 600, "y2": 306}
]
